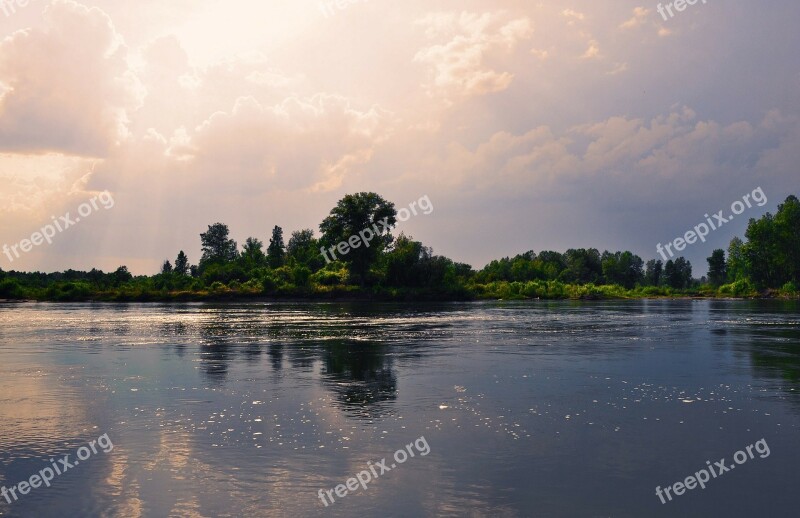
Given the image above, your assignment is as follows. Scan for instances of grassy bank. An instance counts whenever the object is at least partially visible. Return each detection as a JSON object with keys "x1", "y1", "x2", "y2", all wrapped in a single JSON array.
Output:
[{"x1": 2, "y1": 278, "x2": 797, "y2": 303}]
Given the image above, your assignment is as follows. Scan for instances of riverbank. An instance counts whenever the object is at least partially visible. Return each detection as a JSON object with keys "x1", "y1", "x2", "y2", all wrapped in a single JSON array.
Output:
[{"x1": 1, "y1": 283, "x2": 797, "y2": 303}]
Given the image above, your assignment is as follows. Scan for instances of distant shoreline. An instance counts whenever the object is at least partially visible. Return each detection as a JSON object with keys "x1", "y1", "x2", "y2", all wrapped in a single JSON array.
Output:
[{"x1": 1, "y1": 292, "x2": 797, "y2": 304}]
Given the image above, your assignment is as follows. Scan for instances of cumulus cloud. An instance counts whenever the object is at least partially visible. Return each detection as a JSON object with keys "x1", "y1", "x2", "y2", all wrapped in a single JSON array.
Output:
[
  {"x1": 413, "y1": 12, "x2": 532, "y2": 103},
  {"x1": 0, "y1": 0, "x2": 799, "y2": 273},
  {"x1": 620, "y1": 7, "x2": 650, "y2": 29},
  {"x1": 562, "y1": 9, "x2": 586, "y2": 24},
  {"x1": 415, "y1": 107, "x2": 799, "y2": 205},
  {"x1": 0, "y1": 0, "x2": 143, "y2": 157}
]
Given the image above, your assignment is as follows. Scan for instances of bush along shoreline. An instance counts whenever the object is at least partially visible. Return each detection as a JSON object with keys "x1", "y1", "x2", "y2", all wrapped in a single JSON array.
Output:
[{"x1": 1, "y1": 192, "x2": 798, "y2": 303}]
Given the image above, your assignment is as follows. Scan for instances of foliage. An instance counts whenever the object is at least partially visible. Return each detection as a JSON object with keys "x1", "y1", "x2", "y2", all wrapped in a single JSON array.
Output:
[
  {"x1": 319, "y1": 192, "x2": 397, "y2": 283},
  {"x1": 267, "y1": 226, "x2": 286, "y2": 269},
  {"x1": 707, "y1": 249, "x2": 727, "y2": 287},
  {"x1": 199, "y1": 223, "x2": 238, "y2": 271},
  {"x1": 2, "y1": 192, "x2": 797, "y2": 302}
]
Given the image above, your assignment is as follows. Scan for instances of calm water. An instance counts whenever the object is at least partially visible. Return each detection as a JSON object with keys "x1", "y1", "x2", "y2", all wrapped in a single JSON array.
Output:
[{"x1": 0, "y1": 300, "x2": 798, "y2": 517}]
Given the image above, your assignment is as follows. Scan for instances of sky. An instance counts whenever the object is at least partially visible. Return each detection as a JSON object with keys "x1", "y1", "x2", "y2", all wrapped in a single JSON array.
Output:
[{"x1": 0, "y1": 0, "x2": 798, "y2": 275}]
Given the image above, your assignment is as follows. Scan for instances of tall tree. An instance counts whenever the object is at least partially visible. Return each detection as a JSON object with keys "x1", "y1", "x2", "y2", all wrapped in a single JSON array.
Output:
[
  {"x1": 267, "y1": 226, "x2": 286, "y2": 268},
  {"x1": 773, "y1": 195, "x2": 800, "y2": 285},
  {"x1": 174, "y1": 251, "x2": 190, "y2": 276},
  {"x1": 726, "y1": 237, "x2": 747, "y2": 282},
  {"x1": 562, "y1": 249, "x2": 603, "y2": 284},
  {"x1": 161, "y1": 260, "x2": 173, "y2": 274},
  {"x1": 707, "y1": 249, "x2": 727, "y2": 287},
  {"x1": 287, "y1": 229, "x2": 324, "y2": 271},
  {"x1": 665, "y1": 257, "x2": 693, "y2": 289},
  {"x1": 744, "y1": 213, "x2": 778, "y2": 288},
  {"x1": 645, "y1": 259, "x2": 663, "y2": 287},
  {"x1": 601, "y1": 251, "x2": 644, "y2": 289},
  {"x1": 199, "y1": 223, "x2": 238, "y2": 269},
  {"x1": 320, "y1": 192, "x2": 397, "y2": 282},
  {"x1": 112, "y1": 266, "x2": 133, "y2": 286}
]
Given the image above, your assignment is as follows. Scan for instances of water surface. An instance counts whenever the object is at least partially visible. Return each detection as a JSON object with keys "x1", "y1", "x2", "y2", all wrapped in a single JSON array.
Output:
[{"x1": 0, "y1": 300, "x2": 798, "y2": 517}]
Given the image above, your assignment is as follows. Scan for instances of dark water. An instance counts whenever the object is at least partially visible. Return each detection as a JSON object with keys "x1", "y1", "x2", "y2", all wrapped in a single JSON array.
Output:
[{"x1": 0, "y1": 300, "x2": 798, "y2": 517}]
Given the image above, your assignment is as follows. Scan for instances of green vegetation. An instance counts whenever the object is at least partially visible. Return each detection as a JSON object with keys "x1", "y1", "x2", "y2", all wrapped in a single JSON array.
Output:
[{"x1": 1, "y1": 193, "x2": 798, "y2": 302}]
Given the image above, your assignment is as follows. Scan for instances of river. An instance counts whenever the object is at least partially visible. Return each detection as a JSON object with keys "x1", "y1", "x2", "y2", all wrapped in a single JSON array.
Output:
[{"x1": 0, "y1": 300, "x2": 798, "y2": 517}]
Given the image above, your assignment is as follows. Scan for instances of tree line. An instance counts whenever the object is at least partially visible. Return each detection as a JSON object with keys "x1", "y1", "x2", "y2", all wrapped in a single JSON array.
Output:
[{"x1": 0, "y1": 193, "x2": 797, "y2": 301}]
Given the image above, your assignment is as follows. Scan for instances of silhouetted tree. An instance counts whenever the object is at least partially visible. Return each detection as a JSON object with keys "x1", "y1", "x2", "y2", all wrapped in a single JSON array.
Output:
[
  {"x1": 267, "y1": 226, "x2": 286, "y2": 268},
  {"x1": 199, "y1": 223, "x2": 238, "y2": 271},
  {"x1": 601, "y1": 251, "x2": 644, "y2": 288},
  {"x1": 174, "y1": 251, "x2": 190, "y2": 276},
  {"x1": 707, "y1": 249, "x2": 727, "y2": 287},
  {"x1": 161, "y1": 260, "x2": 173, "y2": 274},
  {"x1": 645, "y1": 259, "x2": 663, "y2": 286},
  {"x1": 665, "y1": 258, "x2": 692, "y2": 289},
  {"x1": 111, "y1": 266, "x2": 132, "y2": 286}
]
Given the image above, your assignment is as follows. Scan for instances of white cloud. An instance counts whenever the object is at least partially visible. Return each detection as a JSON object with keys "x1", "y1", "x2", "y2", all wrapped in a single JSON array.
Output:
[
  {"x1": 414, "y1": 12, "x2": 533, "y2": 103},
  {"x1": 620, "y1": 7, "x2": 650, "y2": 29},
  {"x1": 0, "y1": 0, "x2": 144, "y2": 157}
]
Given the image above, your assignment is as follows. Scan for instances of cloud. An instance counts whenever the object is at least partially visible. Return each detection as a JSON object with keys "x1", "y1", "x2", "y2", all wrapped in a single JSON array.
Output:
[
  {"x1": 562, "y1": 9, "x2": 586, "y2": 24},
  {"x1": 413, "y1": 12, "x2": 532, "y2": 103},
  {"x1": 620, "y1": 7, "x2": 650, "y2": 29},
  {"x1": 530, "y1": 48, "x2": 549, "y2": 60},
  {"x1": 606, "y1": 62, "x2": 629, "y2": 75},
  {"x1": 0, "y1": 0, "x2": 143, "y2": 157},
  {"x1": 414, "y1": 107, "x2": 799, "y2": 204},
  {"x1": 581, "y1": 39, "x2": 600, "y2": 59},
  {"x1": 0, "y1": 0, "x2": 798, "y2": 274}
]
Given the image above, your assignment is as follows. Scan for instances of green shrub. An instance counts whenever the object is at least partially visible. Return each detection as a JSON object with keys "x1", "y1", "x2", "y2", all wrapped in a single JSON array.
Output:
[
  {"x1": 0, "y1": 279, "x2": 25, "y2": 299},
  {"x1": 311, "y1": 268, "x2": 348, "y2": 286},
  {"x1": 292, "y1": 266, "x2": 312, "y2": 287},
  {"x1": 718, "y1": 279, "x2": 757, "y2": 297},
  {"x1": 639, "y1": 286, "x2": 671, "y2": 297},
  {"x1": 242, "y1": 279, "x2": 263, "y2": 293},
  {"x1": 209, "y1": 281, "x2": 228, "y2": 293}
]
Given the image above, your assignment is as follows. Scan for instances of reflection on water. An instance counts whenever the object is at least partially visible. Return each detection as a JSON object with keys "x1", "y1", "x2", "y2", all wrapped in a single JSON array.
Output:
[{"x1": 0, "y1": 300, "x2": 798, "y2": 517}]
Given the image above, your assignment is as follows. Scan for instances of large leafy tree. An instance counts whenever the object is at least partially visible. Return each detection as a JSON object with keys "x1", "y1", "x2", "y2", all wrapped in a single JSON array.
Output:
[
  {"x1": 665, "y1": 257, "x2": 693, "y2": 289},
  {"x1": 287, "y1": 229, "x2": 324, "y2": 271},
  {"x1": 242, "y1": 237, "x2": 266, "y2": 268},
  {"x1": 726, "y1": 237, "x2": 747, "y2": 282},
  {"x1": 111, "y1": 266, "x2": 133, "y2": 286},
  {"x1": 535, "y1": 251, "x2": 566, "y2": 280},
  {"x1": 773, "y1": 195, "x2": 800, "y2": 285},
  {"x1": 645, "y1": 259, "x2": 663, "y2": 287},
  {"x1": 199, "y1": 223, "x2": 238, "y2": 270},
  {"x1": 740, "y1": 195, "x2": 800, "y2": 288},
  {"x1": 561, "y1": 248, "x2": 603, "y2": 284},
  {"x1": 320, "y1": 192, "x2": 397, "y2": 282},
  {"x1": 744, "y1": 213, "x2": 779, "y2": 288},
  {"x1": 384, "y1": 234, "x2": 457, "y2": 289},
  {"x1": 601, "y1": 251, "x2": 644, "y2": 289}
]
